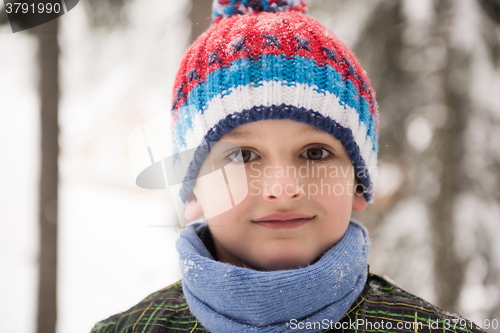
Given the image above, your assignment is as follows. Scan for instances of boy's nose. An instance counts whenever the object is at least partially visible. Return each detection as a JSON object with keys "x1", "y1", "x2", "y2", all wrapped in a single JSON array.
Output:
[{"x1": 262, "y1": 173, "x2": 304, "y2": 201}]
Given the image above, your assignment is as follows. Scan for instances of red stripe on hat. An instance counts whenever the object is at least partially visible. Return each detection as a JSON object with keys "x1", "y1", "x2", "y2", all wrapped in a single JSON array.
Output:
[{"x1": 172, "y1": 12, "x2": 376, "y2": 118}]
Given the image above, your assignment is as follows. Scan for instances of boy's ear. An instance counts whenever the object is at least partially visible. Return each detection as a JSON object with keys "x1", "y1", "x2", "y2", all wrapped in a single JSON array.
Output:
[
  {"x1": 185, "y1": 198, "x2": 204, "y2": 220},
  {"x1": 352, "y1": 187, "x2": 368, "y2": 212}
]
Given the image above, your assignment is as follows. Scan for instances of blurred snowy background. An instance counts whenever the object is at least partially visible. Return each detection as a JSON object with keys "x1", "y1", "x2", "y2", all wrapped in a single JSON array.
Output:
[{"x1": 1, "y1": 0, "x2": 499, "y2": 332}]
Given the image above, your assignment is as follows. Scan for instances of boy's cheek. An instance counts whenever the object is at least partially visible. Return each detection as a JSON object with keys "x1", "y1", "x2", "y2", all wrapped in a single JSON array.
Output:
[
  {"x1": 192, "y1": 179, "x2": 233, "y2": 219},
  {"x1": 192, "y1": 161, "x2": 249, "y2": 218}
]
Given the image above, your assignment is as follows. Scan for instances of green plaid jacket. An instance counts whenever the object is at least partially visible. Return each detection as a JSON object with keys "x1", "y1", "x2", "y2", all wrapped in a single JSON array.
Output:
[{"x1": 91, "y1": 274, "x2": 485, "y2": 333}]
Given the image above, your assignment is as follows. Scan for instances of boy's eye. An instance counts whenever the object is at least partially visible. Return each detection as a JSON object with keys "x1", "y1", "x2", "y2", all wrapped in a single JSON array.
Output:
[
  {"x1": 226, "y1": 149, "x2": 258, "y2": 163},
  {"x1": 300, "y1": 147, "x2": 332, "y2": 160}
]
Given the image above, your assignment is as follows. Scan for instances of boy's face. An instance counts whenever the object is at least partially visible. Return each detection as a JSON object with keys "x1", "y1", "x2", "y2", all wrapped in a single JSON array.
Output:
[{"x1": 185, "y1": 119, "x2": 367, "y2": 271}]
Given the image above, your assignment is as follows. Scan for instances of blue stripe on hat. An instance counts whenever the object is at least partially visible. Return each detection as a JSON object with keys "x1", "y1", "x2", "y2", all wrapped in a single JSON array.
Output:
[{"x1": 174, "y1": 54, "x2": 377, "y2": 149}]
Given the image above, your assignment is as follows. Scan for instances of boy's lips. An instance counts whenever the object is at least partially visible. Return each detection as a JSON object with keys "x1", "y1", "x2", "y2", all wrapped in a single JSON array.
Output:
[{"x1": 252, "y1": 212, "x2": 315, "y2": 229}]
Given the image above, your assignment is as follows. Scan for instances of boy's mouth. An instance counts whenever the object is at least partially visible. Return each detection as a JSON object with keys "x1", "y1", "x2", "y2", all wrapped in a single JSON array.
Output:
[{"x1": 252, "y1": 212, "x2": 315, "y2": 229}]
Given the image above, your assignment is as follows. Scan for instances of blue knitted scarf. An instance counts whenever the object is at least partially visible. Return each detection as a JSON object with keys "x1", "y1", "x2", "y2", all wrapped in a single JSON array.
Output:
[{"x1": 176, "y1": 220, "x2": 370, "y2": 333}]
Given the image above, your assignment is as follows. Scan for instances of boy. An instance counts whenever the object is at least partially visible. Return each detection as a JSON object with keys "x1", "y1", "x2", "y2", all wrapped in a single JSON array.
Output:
[{"x1": 92, "y1": 0, "x2": 485, "y2": 332}]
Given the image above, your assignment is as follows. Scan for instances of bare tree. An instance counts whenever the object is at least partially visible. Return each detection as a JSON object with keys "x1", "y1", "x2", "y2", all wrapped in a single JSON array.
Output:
[
  {"x1": 0, "y1": 11, "x2": 61, "y2": 332},
  {"x1": 429, "y1": 0, "x2": 470, "y2": 312},
  {"x1": 34, "y1": 18, "x2": 60, "y2": 333},
  {"x1": 478, "y1": 0, "x2": 500, "y2": 24},
  {"x1": 189, "y1": 0, "x2": 212, "y2": 43}
]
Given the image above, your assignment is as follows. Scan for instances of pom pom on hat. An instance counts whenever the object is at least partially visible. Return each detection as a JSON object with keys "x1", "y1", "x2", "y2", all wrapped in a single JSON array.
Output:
[{"x1": 211, "y1": 0, "x2": 308, "y2": 24}]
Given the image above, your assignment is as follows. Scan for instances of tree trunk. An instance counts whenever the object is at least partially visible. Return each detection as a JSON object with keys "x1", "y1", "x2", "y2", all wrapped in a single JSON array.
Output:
[
  {"x1": 34, "y1": 18, "x2": 59, "y2": 333},
  {"x1": 189, "y1": 0, "x2": 212, "y2": 43},
  {"x1": 430, "y1": 0, "x2": 470, "y2": 313},
  {"x1": 478, "y1": 0, "x2": 500, "y2": 24}
]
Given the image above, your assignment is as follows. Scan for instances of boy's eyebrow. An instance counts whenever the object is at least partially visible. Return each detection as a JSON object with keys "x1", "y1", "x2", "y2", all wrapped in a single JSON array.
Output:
[
  {"x1": 222, "y1": 130, "x2": 261, "y2": 140},
  {"x1": 223, "y1": 126, "x2": 325, "y2": 140}
]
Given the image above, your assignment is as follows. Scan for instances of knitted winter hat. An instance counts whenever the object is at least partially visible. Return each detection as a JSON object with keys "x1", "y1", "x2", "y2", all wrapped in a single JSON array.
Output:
[{"x1": 171, "y1": 0, "x2": 378, "y2": 203}]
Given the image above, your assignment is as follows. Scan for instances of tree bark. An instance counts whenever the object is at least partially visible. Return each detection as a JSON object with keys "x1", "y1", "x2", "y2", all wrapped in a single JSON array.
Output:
[
  {"x1": 351, "y1": 0, "x2": 416, "y2": 226},
  {"x1": 34, "y1": 18, "x2": 59, "y2": 333},
  {"x1": 478, "y1": 0, "x2": 500, "y2": 24},
  {"x1": 189, "y1": 0, "x2": 212, "y2": 43},
  {"x1": 430, "y1": 0, "x2": 470, "y2": 313}
]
